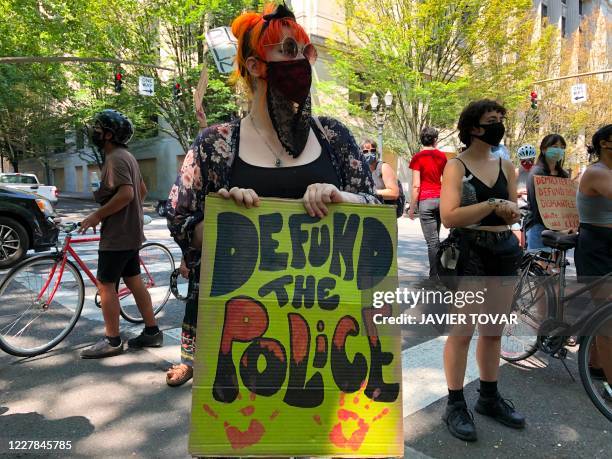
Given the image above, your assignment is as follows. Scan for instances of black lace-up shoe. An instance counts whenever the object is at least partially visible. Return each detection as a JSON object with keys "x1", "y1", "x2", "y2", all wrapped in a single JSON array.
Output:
[
  {"x1": 443, "y1": 401, "x2": 477, "y2": 442},
  {"x1": 128, "y1": 330, "x2": 163, "y2": 348},
  {"x1": 475, "y1": 393, "x2": 526, "y2": 429}
]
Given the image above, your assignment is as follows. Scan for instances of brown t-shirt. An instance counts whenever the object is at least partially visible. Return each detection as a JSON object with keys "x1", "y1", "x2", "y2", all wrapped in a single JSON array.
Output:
[{"x1": 93, "y1": 149, "x2": 145, "y2": 251}]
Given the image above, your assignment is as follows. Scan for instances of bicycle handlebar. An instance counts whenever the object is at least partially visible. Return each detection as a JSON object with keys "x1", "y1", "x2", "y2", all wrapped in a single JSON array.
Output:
[
  {"x1": 58, "y1": 221, "x2": 81, "y2": 234},
  {"x1": 54, "y1": 213, "x2": 153, "y2": 234}
]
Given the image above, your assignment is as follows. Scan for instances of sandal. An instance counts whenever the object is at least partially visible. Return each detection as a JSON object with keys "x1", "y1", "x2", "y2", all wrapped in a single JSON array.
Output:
[{"x1": 166, "y1": 364, "x2": 193, "y2": 387}]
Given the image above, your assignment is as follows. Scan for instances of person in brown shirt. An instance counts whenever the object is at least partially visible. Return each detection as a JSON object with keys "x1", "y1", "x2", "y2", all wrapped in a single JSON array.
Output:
[{"x1": 79, "y1": 109, "x2": 163, "y2": 358}]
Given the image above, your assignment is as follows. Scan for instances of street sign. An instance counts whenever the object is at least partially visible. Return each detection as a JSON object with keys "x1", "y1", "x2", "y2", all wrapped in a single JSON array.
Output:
[
  {"x1": 570, "y1": 83, "x2": 587, "y2": 104},
  {"x1": 205, "y1": 26, "x2": 238, "y2": 74},
  {"x1": 138, "y1": 76, "x2": 155, "y2": 96}
]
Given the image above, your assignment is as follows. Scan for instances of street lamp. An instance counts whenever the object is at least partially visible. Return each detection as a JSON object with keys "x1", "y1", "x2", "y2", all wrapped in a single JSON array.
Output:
[{"x1": 370, "y1": 90, "x2": 393, "y2": 160}]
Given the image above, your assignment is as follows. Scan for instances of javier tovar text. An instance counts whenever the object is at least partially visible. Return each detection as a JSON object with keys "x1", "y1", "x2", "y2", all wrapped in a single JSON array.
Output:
[{"x1": 370, "y1": 288, "x2": 518, "y2": 326}]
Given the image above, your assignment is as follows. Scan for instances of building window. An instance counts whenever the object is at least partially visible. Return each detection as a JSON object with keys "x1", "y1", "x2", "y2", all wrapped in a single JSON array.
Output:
[
  {"x1": 542, "y1": 4, "x2": 547, "y2": 18},
  {"x1": 562, "y1": 16, "x2": 566, "y2": 37},
  {"x1": 579, "y1": 0, "x2": 583, "y2": 15},
  {"x1": 561, "y1": 0, "x2": 566, "y2": 4}
]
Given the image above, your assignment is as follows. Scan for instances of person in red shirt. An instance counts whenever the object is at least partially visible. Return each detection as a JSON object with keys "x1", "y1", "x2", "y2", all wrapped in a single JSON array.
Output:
[{"x1": 409, "y1": 126, "x2": 448, "y2": 277}]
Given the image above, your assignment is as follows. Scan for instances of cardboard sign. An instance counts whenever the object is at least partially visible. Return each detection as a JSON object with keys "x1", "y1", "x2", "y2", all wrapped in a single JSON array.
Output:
[
  {"x1": 189, "y1": 195, "x2": 403, "y2": 457},
  {"x1": 205, "y1": 26, "x2": 238, "y2": 74},
  {"x1": 534, "y1": 175, "x2": 579, "y2": 230}
]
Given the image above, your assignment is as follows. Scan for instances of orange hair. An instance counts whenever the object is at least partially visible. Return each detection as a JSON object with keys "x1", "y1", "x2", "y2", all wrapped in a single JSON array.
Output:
[{"x1": 231, "y1": 3, "x2": 310, "y2": 94}]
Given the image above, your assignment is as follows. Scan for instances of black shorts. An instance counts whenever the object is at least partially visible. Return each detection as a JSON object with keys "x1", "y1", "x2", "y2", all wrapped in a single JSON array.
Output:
[
  {"x1": 456, "y1": 229, "x2": 522, "y2": 276},
  {"x1": 97, "y1": 250, "x2": 140, "y2": 284},
  {"x1": 575, "y1": 223, "x2": 612, "y2": 280}
]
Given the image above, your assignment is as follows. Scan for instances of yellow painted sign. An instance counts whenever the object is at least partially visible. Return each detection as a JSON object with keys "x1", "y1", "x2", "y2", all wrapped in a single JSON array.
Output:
[{"x1": 189, "y1": 195, "x2": 402, "y2": 457}]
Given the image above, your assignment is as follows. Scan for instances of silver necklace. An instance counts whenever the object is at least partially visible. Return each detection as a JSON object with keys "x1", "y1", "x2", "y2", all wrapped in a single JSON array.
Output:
[{"x1": 248, "y1": 114, "x2": 284, "y2": 167}]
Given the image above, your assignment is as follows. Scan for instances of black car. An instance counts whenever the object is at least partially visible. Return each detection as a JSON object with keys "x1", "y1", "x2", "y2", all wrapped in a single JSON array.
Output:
[{"x1": 0, "y1": 186, "x2": 59, "y2": 269}]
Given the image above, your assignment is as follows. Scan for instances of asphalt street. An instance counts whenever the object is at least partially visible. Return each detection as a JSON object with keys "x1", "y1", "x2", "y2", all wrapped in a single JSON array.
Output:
[{"x1": 0, "y1": 198, "x2": 609, "y2": 458}]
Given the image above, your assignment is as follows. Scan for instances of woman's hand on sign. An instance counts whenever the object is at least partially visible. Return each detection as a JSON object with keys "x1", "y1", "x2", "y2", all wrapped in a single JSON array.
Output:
[
  {"x1": 303, "y1": 183, "x2": 344, "y2": 218},
  {"x1": 218, "y1": 187, "x2": 261, "y2": 209}
]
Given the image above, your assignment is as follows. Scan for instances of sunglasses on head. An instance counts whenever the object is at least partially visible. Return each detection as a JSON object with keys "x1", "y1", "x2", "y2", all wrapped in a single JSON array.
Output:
[
  {"x1": 263, "y1": 37, "x2": 318, "y2": 65},
  {"x1": 362, "y1": 148, "x2": 376, "y2": 153}
]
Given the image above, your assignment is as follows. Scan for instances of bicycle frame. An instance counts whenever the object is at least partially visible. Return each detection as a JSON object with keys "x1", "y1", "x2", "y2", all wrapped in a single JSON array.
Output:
[
  {"x1": 38, "y1": 232, "x2": 157, "y2": 307},
  {"x1": 556, "y1": 253, "x2": 612, "y2": 336},
  {"x1": 527, "y1": 248, "x2": 612, "y2": 337}
]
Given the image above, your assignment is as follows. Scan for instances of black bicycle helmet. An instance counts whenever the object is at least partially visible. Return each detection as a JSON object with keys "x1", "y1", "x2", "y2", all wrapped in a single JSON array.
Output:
[{"x1": 93, "y1": 109, "x2": 134, "y2": 146}]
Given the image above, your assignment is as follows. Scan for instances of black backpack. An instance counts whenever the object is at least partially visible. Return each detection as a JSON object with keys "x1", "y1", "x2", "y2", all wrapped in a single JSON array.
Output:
[{"x1": 394, "y1": 180, "x2": 407, "y2": 218}]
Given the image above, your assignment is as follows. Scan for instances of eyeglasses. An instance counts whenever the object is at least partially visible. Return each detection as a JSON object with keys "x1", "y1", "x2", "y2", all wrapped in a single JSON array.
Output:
[
  {"x1": 263, "y1": 37, "x2": 318, "y2": 65},
  {"x1": 362, "y1": 148, "x2": 376, "y2": 153}
]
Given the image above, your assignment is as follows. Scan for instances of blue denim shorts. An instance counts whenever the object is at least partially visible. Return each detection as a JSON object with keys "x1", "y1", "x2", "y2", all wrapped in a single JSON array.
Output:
[{"x1": 526, "y1": 223, "x2": 552, "y2": 253}]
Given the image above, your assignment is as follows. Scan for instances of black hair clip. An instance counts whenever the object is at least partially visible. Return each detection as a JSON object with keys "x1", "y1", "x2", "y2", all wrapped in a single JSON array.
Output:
[
  {"x1": 263, "y1": 2, "x2": 295, "y2": 23},
  {"x1": 241, "y1": 1, "x2": 295, "y2": 64}
]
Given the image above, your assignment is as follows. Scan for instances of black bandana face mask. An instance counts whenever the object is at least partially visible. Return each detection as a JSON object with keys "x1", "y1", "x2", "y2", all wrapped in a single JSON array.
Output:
[
  {"x1": 265, "y1": 58, "x2": 312, "y2": 158},
  {"x1": 474, "y1": 122, "x2": 505, "y2": 147},
  {"x1": 91, "y1": 130, "x2": 106, "y2": 149}
]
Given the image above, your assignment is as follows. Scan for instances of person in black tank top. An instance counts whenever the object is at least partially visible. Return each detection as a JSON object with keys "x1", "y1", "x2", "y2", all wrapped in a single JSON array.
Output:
[
  {"x1": 230, "y1": 124, "x2": 341, "y2": 199},
  {"x1": 164, "y1": 4, "x2": 380, "y2": 387},
  {"x1": 454, "y1": 157, "x2": 509, "y2": 226},
  {"x1": 439, "y1": 100, "x2": 525, "y2": 441}
]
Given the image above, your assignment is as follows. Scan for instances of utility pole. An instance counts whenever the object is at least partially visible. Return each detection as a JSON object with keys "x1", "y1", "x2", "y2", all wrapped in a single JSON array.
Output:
[{"x1": 533, "y1": 68, "x2": 612, "y2": 84}]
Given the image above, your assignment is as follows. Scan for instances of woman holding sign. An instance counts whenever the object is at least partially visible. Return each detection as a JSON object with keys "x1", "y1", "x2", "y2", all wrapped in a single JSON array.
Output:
[
  {"x1": 440, "y1": 100, "x2": 524, "y2": 442},
  {"x1": 165, "y1": 3, "x2": 380, "y2": 386},
  {"x1": 525, "y1": 134, "x2": 569, "y2": 252}
]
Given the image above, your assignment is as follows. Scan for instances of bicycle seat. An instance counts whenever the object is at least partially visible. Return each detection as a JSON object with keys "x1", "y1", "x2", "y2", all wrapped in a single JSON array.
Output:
[{"x1": 541, "y1": 230, "x2": 578, "y2": 251}]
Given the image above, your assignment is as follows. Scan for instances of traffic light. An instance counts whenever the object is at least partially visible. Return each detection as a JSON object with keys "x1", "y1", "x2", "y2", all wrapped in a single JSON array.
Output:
[
  {"x1": 114, "y1": 72, "x2": 123, "y2": 93},
  {"x1": 172, "y1": 82, "x2": 182, "y2": 102},
  {"x1": 530, "y1": 90, "x2": 538, "y2": 109}
]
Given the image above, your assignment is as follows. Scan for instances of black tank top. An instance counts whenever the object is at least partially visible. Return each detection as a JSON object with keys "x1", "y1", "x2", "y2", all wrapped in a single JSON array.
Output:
[
  {"x1": 456, "y1": 157, "x2": 509, "y2": 226},
  {"x1": 230, "y1": 127, "x2": 341, "y2": 199}
]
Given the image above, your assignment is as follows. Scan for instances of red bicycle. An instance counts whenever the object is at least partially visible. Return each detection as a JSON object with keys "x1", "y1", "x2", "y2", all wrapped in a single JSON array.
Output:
[{"x1": 0, "y1": 222, "x2": 174, "y2": 357}]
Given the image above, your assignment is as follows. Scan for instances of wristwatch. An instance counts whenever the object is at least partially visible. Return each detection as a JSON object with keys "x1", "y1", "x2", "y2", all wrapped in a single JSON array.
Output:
[{"x1": 487, "y1": 198, "x2": 499, "y2": 208}]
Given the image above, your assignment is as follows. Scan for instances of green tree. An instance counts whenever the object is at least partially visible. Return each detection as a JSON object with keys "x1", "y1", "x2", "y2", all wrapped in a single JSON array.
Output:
[
  {"x1": 0, "y1": 0, "x2": 74, "y2": 171},
  {"x1": 1, "y1": 0, "x2": 249, "y2": 170},
  {"x1": 323, "y1": 0, "x2": 557, "y2": 156}
]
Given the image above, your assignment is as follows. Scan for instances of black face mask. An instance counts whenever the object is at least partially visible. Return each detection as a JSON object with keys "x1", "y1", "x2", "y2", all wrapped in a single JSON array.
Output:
[
  {"x1": 474, "y1": 122, "x2": 505, "y2": 147},
  {"x1": 266, "y1": 59, "x2": 312, "y2": 107},
  {"x1": 91, "y1": 130, "x2": 106, "y2": 149},
  {"x1": 265, "y1": 59, "x2": 312, "y2": 158}
]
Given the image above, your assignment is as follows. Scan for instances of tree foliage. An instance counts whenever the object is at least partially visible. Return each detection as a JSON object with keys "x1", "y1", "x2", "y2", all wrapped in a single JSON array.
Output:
[
  {"x1": 528, "y1": 9, "x2": 611, "y2": 171},
  {"x1": 0, "y1": 0, "x2": 250, "y2": 171},
  {"x1": 323, "y1": 0, "x2": 557, "y2": 156}
]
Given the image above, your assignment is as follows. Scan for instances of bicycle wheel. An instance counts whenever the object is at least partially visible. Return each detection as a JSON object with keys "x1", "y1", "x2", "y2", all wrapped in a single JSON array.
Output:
[
  {"x1": 501, "y1": 262, "x2": 554, "y2": 362},
  {"x1": 578, "y1": 304, "x2": 612, "y2": 422},
  {"x1": 0, "y1": 255, "x2": 84, "y2": 357},
  {"x1": 119, "y1": 242, "x2": 175, "y2": 323}
]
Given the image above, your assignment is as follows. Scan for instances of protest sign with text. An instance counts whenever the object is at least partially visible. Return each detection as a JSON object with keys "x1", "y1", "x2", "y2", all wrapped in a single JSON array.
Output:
[
  {"x1": 189, "y1": 195, "x2": 403, "y2": 457},
  {"x1": 534, "y1": 176, "x2": 579, "y2": 230}
]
